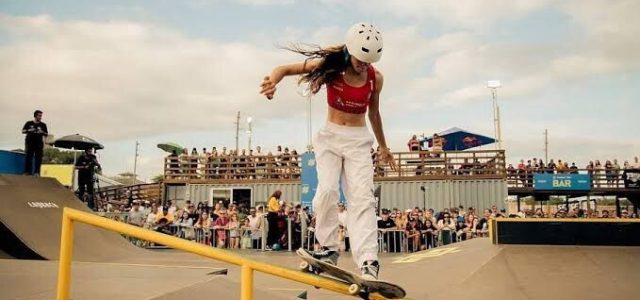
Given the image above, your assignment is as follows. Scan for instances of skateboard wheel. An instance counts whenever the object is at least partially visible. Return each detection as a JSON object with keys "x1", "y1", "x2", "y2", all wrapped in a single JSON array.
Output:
[
  {"x1": 348, "y1": 283, "x2": 360, "y2": 295},
  {"x1": 299, "y1": 262, "x2": 309, "y2": 271}
]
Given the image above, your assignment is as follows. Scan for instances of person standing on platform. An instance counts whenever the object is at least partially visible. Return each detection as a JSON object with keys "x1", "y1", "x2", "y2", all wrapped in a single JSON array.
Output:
[
  {"x1": 21, "y1": 110, "x2": 48, "y2": 176},
  {"x1": 407, "y1": 134, "x2": 421, "y2": 151},
  {"x1": 75, "y1": 148, "x2": 101, "y2": 210}
]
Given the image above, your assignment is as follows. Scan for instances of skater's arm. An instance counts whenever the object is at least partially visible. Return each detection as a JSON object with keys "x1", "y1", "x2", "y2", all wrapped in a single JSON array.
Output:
[
  {"x1": 260, "y1": 60, "x2": 321, "y2": 99},
  {"x1": 368, "y1": 71, "x2": 397, "y2": 171}
]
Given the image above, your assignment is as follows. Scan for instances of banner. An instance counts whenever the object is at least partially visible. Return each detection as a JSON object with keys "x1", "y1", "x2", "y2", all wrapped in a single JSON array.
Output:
[
  {"x1": 0, "y1": 150, "x2": 25, "y2": 175},
  {"x1": 300, "y1": 152, "x2": 318, "y2": 210},
  {"x1": 300, "y1": 152, "x2": 345, "y2": 212},
  {"x1": 41, "y1": 164, "x2": 74, "y2": 186},
  {"x1": 623, "y1": 169, "x2": 640, "y2": 189},
  {"x1": 533, "y1": 174, "x2": 591, "y2": 191}
]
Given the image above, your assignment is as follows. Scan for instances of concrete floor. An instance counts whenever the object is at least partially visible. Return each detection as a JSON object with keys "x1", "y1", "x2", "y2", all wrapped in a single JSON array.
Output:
[{"x1": 3, "y1": 239, "x2": 640, "y2": 300}]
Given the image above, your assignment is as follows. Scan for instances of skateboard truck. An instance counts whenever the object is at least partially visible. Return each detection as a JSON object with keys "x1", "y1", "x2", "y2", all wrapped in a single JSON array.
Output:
[
  {"x1": 300, "y1": 261, "x2": 361, "y2": 295},
  {"x1": 296, "y1": 248, "x2": 406, "y2": 299}
]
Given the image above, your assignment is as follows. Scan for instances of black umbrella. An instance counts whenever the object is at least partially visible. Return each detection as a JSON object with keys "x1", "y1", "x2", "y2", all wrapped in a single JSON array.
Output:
[{"x1": 53, "y1": 134, "x2": 104, "y2": 151}]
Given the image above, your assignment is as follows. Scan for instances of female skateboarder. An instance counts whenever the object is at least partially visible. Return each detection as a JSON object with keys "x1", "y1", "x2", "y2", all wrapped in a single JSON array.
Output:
[{"x1": 260, "y1": 23, "x2": 396, "y2": 280}]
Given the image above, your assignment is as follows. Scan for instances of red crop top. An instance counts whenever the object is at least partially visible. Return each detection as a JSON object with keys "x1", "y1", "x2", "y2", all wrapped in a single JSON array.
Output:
[{"x1": 326, "y1": 65, "x2": 376, "y2": 114}]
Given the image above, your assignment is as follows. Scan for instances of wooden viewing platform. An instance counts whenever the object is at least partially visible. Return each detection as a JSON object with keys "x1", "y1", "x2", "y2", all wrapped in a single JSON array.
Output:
[{"x1": 161, "y1": 149, "x2": 507, "y2": 184}]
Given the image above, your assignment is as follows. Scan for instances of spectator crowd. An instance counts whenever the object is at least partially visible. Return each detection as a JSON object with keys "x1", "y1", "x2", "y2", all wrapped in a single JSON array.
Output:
[
  {"x1": 508, "y1": 156, "x2": 640, "y2": 187},
  {"x1": 164, "y1": 140, "x2": 506, "y2": 181},
  {"x1": 98, "y1": 192, "x2": 640, "y2": 254},
  {"x1": 119, "y1": 192, "x2": 308, "y2": 250},
  {"x1": 165, "y1": 145, "x2": 302, "y2": 180}
]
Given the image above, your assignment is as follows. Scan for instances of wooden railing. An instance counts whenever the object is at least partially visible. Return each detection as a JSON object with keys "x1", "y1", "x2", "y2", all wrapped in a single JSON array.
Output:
[
  {"x1": 507, "y1": 168, "x2": 631, "y2": 189},
  {"x1": 162, "y1": 150, "x2": 506, "y2": 183},
  {"x1": 98, "y1": 183, "x2": 162, "y2": 206}
]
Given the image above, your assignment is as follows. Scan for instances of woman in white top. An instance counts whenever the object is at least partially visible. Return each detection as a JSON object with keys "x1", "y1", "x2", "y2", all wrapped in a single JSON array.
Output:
[
  {"x1": 437, "y1": 212, "x2": 456, "y2": 245},
  {"x1": 145, "y1": 206, "x2": 158, "y2": 229},
  {"x1": 594, "y1": 160, "x2": 604, "y2": 187},
  {"x1": 175, "y1": 211, "x2": 195, "y2": 240},
  {"x1": 228, "y1": 213, "x2": 241, "y2": 249}
]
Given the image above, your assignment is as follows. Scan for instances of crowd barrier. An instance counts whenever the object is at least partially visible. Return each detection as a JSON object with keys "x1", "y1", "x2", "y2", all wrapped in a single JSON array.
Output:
[{"x1": 99, "y1": 212, "x2": 486, "y2": 253}]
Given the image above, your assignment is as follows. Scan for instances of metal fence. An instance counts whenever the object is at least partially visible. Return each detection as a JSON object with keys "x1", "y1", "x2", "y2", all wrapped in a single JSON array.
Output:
[{"x1": 100, "y1": 212, "x2": 486, "y2": 253}]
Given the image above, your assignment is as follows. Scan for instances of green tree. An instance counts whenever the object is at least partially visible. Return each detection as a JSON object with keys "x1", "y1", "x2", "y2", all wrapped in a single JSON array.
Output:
[
  {"x1": 151, "y1": 174, "x2": 164, "y2": 183},
  {"x1": 119, "y1": 172, "x2": 136, "y2": 177},
  {"x1": 548, "y1": 196, "x2": 565, "y2": 205},
  {"x1": 42, "y1": 148, "x2": 76, "y2": 164}
]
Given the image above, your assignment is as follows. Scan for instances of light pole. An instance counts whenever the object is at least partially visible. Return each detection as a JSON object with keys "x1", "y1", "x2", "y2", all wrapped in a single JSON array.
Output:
[
  {"x1": 544, "y1": 129, "x2": 549, "y2": 164},
  {"x1": 297, "y1": 86, "x2": 313, "y2": 151},
  {"x1": 234, "y1": 111, "x2": 240, "y2": 153},
  {"x1": 420, "y1": 186, "x2": 427, "y2": 211},
  {"x1": 487, "y1": 80, "x2": 502, "y2": 150},
  {"x1": 133, "y1": 141, "x2": 139, "y2": 185},
  {"x1": 246, "y1": 116, "x2": 253, "y2": 151}
]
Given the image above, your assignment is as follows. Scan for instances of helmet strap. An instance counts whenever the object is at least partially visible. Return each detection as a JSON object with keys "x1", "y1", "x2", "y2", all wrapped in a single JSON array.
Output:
[{"x1": 343, "y1": 47, "x2": 350, "y2": 63}]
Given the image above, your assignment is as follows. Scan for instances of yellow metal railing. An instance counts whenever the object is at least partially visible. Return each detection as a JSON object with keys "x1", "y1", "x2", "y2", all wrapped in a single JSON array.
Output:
[{"x1": 56, "y1": 208, "x2": 392, "y2": 300}]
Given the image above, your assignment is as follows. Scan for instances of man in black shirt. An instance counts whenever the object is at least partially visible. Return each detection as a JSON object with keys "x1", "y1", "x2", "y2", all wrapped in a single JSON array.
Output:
[
  {"x1": 75, "y1": 148, "x2": 101, "y2": 210},
  {"x1": 377, "y1": 209, "x2": 401, "y2": 252},
  {"x1": 21, "y1": 110, "x2": 48, "y2": 175}
]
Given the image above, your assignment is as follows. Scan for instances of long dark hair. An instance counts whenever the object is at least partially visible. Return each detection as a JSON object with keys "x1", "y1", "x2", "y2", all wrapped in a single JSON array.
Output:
[
  {"x1": 286, "y1": 44, "x2": 350, "y2": 94},
  {"x1": 270, "y1": 190, "x2": 282, "y2": 200}
]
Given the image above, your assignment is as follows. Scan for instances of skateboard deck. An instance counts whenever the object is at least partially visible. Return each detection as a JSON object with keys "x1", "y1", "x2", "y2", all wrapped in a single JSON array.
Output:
[{"x1": 296, "y1": 248, "x2": 406, "y2": 299}]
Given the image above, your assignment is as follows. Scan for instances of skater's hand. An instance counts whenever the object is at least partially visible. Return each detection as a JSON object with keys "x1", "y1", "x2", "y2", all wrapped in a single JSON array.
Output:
[
  {"x1": 379, "y1": 148, "x2": 397, "y2": 171},
  {"x1": 260, "y1": 76, "x2": 277, "y2": 100}
]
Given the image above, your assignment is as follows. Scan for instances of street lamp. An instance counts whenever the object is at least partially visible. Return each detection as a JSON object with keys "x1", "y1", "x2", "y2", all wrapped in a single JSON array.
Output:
[
  {"x1": 246, "y1": 117, "x2": 253, "y2": 151},
  {"x1": 297, "y1": 86, "x2": 313, "y2": 151},
  {"x1": 420, "y1": 186, "x2": 428, "y2": 211},
  {"x1": 487, "y1": 80, "x2": 502, "y2": 150}
]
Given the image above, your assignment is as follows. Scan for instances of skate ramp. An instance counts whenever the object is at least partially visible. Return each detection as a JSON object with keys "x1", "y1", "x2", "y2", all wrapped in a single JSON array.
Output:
[
  {"x1": 0, "y1": 248, "x2": 12, "y2": 259},
  {"x1": 443, "y1": 244, "x2": 640, "y2": 300},
  {"x1": 375, "y1": 239, "x2": 640, "y2": 300},
  {"x1": 0, "y1": 174, "x2": 144, "y2": 261}
]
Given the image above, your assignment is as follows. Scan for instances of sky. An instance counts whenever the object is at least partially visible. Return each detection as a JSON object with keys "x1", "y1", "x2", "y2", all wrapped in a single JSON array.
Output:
[{"x1": 1, "y1": 0, "x2": 639, "y2": 181}]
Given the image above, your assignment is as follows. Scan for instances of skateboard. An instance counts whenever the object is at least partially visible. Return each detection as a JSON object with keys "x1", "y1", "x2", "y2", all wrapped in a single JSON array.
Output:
[{"x1": 296, "y1": 248, "x2": 406, "y2": 299}]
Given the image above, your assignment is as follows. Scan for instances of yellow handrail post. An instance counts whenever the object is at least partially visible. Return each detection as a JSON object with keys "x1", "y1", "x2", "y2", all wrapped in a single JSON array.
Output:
[
  {"x1": 240, "y1": 264, "x2": 253, "y2": 300},
  {"x1": 55, "y1": 208, "x2": 360, "y2": 300},
  {"x1": 56, "y1": 210, "x2": 74, "y2": 300}
]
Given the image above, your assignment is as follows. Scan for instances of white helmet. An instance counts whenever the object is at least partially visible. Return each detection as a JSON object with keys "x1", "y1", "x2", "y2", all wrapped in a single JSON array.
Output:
[{"x1": 345, "y1": 23, "x2": 383, "y2": 64}]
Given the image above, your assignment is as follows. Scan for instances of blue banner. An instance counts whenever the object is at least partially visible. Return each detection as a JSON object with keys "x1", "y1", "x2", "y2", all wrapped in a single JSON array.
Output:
[
  {"x1": 300, "y1": 152, "x2": 318, "y2": 210},
  {"x1": 300, "y1": 152, "x2": 346, "y2": 212},
  {"x1": 623, "y1": 169, "x2": 640, "y2": 189},
  {"x1": 534, "y1": 174, "x2": 591, "y2": 191},
  {"x1": 0, "y1": 150, "x2": 25, "y2": 175}
]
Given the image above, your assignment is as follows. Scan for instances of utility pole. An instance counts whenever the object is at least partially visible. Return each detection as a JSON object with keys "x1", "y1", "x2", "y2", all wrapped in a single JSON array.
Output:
[
  {"x1": 234, "y1": 111, "x2": 240, "y2": 153},
  {"x1": 544, "y1": 129, "x2": 549, "y2": 164},
  {"x1": 297, "y1": 86, "x2": 313, "y2": 151},
  {"x1": 133, "y1": 141, "x2": 139, "y2": 185},
  {"x1": 246, "y1": 117, "x2": 253, "y2": 151},
  {"x1": 487, "y1": 80, "x2": 502, "y2": 149}
]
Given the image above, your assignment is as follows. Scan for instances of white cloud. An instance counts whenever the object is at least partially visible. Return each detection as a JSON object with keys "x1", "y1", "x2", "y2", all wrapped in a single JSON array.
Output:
[
  {"x1": 187, "y1": 0, "x2": 294, "y2": 6},
  {"x1": 322, "y1": 0, "x2": 554, "y2": 29},
  {"x1": 0, "y1": 14, "x2": 303, "y2": 145},
  {"x1": 237, "y1": 0, "x2": 294, "y2": 5},
  {"x1": 1, "y1": 1, "x2": 639, "y2": 180}
]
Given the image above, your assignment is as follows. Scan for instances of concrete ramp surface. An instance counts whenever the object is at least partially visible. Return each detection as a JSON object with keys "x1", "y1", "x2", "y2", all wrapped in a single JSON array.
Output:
[{"x1": 0, "y1": 174, "x2": 144, "y2": 261}]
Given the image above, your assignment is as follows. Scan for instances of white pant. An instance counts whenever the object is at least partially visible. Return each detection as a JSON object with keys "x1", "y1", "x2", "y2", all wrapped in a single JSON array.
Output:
[{"x1": 312, "y1": 122, "x2": 378, "y2": 267}]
